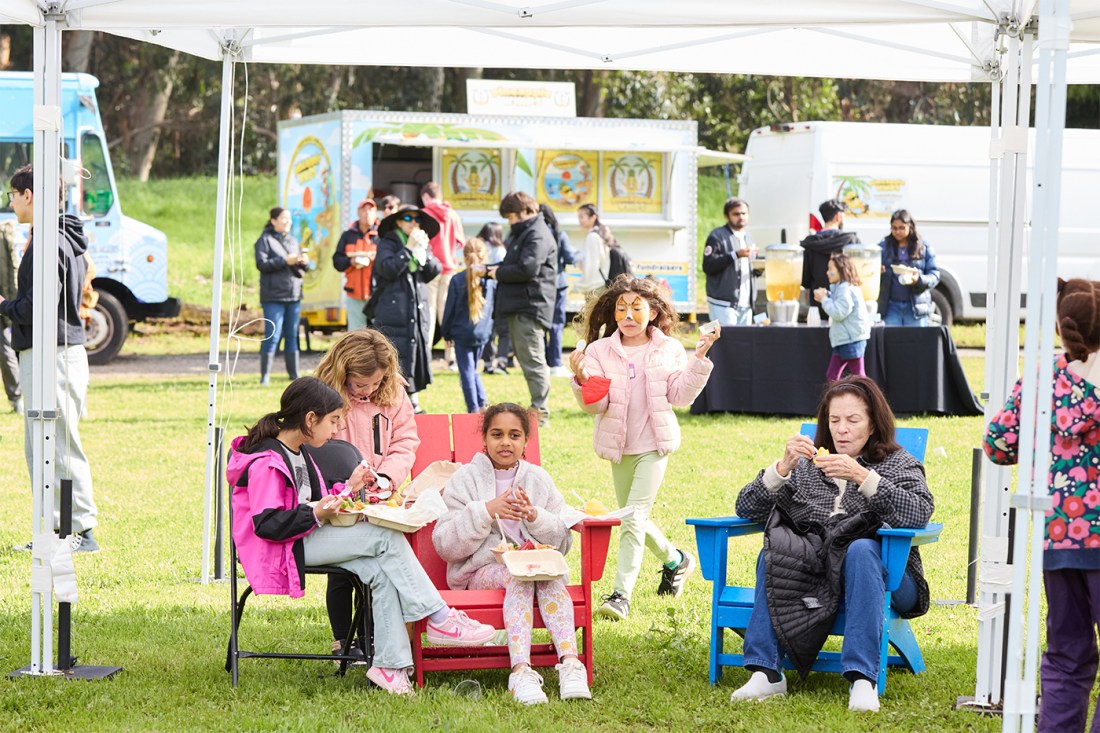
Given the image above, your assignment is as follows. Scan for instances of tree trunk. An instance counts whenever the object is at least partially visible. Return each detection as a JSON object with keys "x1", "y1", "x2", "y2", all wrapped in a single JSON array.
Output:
[
  {"x1": 450, "y1": 67, "x2": 483, "y2": 113},
  {"x1": 65, "y1": 30, "x2": 95, "y2": 72},
  {"x1": 578, "y1": 70, "x2": 604, "y2": 117},
  {"x1": 423, "y1": 67, "x2": 445, "y2": 112},
  {"x1": 132, "y1": 51, "x2": 180, "y2": 182}
]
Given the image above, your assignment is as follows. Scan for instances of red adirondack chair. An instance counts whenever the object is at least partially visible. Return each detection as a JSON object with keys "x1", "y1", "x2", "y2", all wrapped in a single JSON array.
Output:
[{"x1": 408, "y1": 412, "x2": 616, "y2": 687}]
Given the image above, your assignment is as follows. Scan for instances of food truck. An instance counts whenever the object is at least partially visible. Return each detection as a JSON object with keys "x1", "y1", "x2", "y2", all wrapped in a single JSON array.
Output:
[{"x1": 277, "y1": 111, "x2": 701, "y2": 329}]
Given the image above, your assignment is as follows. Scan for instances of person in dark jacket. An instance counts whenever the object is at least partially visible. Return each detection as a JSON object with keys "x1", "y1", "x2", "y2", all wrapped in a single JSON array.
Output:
[
  {"x1": 801, "y1": 199, "x2": 860, "y2": 318},
  {"x1": 877, "y1": 209, "x2": 941, "y2": 327},
  {"x1": 488, "y1": 192, "x2": 557, "y2": 426},
  {"x1": 332, "y1": 198, "x2": 379, "y2": 333},
  {"x1": 255, "y1": 207, "x2": 309, "y2": 385},
  {"x1": 442, "y1": 238, "x2": 496, "y2": 413},
  {"x1": 368, "y1": 206, "x2": 441, "y2": 413},
  {"x1": 703, "y1": 198, "x2": 759, "y2": 326},
  {"x1": 732, "y1": 376, "x2": 934, "y2": 712},
  {"x1": 0, "y1": 165, "x2": 99, "y2": 551},
  {"x1": 539, "y1": 204, "x2": 579, "y2": 377},
  {"x1": 0, "y1": 219, "x2": 22, "y2": 414}
]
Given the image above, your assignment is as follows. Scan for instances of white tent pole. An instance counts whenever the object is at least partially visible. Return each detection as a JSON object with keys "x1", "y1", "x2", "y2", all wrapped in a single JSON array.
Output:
[
  {"x1": 200, "y1": 42, "x2": 239, "y2": 584},
  {"x1": 1003, "y1": 1, "x2": 1069, "y2": 730},
  {"x1": 28, "y1": 12, "x2": 63, "y2": 676}
]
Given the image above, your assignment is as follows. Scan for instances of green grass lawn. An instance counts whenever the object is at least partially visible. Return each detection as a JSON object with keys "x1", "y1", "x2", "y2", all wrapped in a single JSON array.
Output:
[{"x1": 0, "y1": 359, "x2": 1010, "y2": 732}]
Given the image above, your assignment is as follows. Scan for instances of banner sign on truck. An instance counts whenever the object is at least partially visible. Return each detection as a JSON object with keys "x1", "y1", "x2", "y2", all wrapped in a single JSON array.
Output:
[
  {"x1": 601, "y1": 151, "x2": 663, "y2": 214},
  {"x1": 441, "y1": 148, "x2": 502, "y2": 210}
]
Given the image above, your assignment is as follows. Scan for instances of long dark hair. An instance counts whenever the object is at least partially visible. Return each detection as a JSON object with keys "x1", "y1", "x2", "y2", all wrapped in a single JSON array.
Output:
[
  {"x1": 539, "y1": 203, "x2": 561, "y2": 243},
  {"x1": 240, "y1": 377, "x2": 344, "y2": 452},
  {"x1": 889, "y1": 209, "x2": 924, "y2": 259},
  {"x1": 1057, "y1": 277, "x2": 1100, "y2": 362},
  {"x1": 576, "y1": 275, "x2": 676, "y2": 346},
  {"x1": 813, "y1": 376, "x2": 901, "y2": 464},
  {"x1": 476, "y1": 222, "x2": 504, "y2": 249}
]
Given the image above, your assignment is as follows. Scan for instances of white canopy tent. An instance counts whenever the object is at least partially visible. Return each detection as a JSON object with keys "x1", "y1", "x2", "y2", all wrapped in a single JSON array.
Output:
[{"x1": 6, "y1": 1, "x2": 1099, "y2": 730}]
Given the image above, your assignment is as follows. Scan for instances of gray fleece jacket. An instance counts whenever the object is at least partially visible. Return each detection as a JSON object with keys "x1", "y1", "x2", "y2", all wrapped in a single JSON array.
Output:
[{"x1": 432, "y1": 452, "x2": 572, "y2": 590}]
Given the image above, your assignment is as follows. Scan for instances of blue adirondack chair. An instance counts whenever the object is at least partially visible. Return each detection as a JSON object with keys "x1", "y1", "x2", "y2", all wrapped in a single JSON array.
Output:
[{"x1": 686, "y1": 425, "x2": 942, "y2": 694}]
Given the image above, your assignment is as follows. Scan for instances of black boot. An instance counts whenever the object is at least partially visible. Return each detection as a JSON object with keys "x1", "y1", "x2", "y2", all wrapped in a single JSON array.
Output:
[
  {"x1": 259, "y1": 353, "x2": 273, "y2": 386},
  {"x1": 285, "y1": 350, "x2": 300, "y2": 380}
]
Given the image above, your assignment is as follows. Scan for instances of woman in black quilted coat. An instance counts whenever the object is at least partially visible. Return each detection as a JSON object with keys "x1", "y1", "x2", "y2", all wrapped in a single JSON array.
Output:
[{"x1": 732, "y1": 376, "x2": 934, "y2": 712}]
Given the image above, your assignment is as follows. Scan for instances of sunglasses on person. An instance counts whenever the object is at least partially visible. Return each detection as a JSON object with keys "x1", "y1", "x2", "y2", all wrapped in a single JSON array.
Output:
[{"x1": 398, "y1": 214, "x2": 416, "y2": 223}]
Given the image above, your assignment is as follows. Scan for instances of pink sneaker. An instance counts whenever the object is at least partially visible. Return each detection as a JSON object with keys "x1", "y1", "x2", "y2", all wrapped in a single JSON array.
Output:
[
  {"x1": 366, "y1": 666, "x2": 414, "y2": 696},
  {"x1": 425, "y1": 608, "x2": 496, "y2": 646}
]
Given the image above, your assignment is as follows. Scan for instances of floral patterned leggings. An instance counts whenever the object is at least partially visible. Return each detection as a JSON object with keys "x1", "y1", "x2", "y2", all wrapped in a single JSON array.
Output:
[{"x1": 468, "y1": 563, "x2": 578, "y2": 667}]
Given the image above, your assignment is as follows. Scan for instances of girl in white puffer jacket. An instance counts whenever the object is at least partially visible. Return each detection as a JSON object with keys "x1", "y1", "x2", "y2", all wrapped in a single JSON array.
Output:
[{"x1": 569, "y1": 276, "x2": 718, "y2": 620}]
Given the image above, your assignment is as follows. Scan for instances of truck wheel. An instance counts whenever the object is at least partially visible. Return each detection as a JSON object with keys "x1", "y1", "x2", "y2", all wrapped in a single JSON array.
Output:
[
  {"x1": 930, "y1": 288, "x2": 954, "y2": 327},
  {"x1": 85, "y1": 290, "x2": 128, "y2": 365}
]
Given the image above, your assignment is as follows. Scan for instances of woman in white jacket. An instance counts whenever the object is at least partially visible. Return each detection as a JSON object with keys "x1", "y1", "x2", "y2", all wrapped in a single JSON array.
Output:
[
  {"x1": 569, "y1": 277, "x2": 718, "y2": 621},
  {"x1": 577, "y1": 204, "x2": 611, "y2": 292},
  {"x1": 433, "y1": 403, "x2": 590, "y2": 705}
]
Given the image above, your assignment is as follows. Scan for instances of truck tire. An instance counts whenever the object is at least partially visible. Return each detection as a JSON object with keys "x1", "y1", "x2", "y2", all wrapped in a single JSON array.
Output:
[
  {"x1": 930, "y1": 288, "x2": 954, "y2": 327},
  {"x1": 85, "y1": 290, "x2": 128, "y2": 365}
]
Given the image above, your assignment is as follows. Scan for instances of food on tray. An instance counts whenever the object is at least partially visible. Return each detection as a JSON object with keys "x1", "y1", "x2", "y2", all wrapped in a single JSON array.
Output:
[
  {"x1": 494, "y1": 541, "x2": 517, "y2": 553},
  {"x1": 339, "y1": 497, "x2": 367, "y2": 512},
  {"x1": 581, "y1": 499, "x2": 608, "y2": 516},
  {"x1": 515, "y1": 539, "x2": 554, "y2": 551}
]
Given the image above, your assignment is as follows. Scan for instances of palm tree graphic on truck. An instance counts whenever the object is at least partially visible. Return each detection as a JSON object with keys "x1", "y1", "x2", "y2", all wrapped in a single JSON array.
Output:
[{"x1": 832, "y1": 175, "x2": 872, "y2": 216}]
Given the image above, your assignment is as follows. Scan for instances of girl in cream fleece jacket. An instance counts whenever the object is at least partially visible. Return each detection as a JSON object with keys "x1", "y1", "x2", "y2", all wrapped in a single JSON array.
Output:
[
  {"x1": 433, "y1": 403, "x2": 591, "y2": 705},
  {"x1": 569, "y1": 276, "x2": 718, "y2": 620}
]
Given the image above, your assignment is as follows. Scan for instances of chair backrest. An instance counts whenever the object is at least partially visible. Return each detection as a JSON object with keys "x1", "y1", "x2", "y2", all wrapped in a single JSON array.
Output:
[
  {"x1": 799, "y1": 423, "x2": 928, "y2": 462},
  {"x1": 411, "y1": 413, "x2": 452, "y2": 478}
]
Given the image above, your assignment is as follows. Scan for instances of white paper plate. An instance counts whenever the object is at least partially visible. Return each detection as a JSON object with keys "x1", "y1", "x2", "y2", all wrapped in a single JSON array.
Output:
[{"x1": 503, "y1": 548, "x2": 568, "y2": 582}]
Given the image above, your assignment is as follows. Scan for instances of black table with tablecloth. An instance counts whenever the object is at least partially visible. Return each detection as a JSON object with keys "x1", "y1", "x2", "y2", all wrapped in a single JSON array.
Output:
[{"x1": 690, "y1": 325, "x2": 983, "y2": 417}]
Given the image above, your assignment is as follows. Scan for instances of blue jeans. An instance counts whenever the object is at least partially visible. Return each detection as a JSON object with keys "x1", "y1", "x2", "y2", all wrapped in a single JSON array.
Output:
[
  {"x1": 707, "y1": 301, "x2": 752, "y2": 327},
  {"x1": 742, "y1": 539, "x2": 918, "y2": 682},
  {"x1": 455, "y1": 343, "x2": 488, "y2": 413},
  {"x1": 884, "y1": 300, "x2": 928, "y2": 327},
  {"x1": 545, "y1": 287, "x2": 568, "y2": 367},
  {"x1": 303, "y1": 520, "x2": 446, "y2": 670},
  {"x1": 343, "y1": 294, "x2": 368, "y2": 332},
  {"x1": 260, "y1": 301, "x2": 302, "y2": 355}
]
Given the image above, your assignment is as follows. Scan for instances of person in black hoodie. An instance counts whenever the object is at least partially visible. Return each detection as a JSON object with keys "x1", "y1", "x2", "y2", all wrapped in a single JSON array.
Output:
[
  {"x1": 0, "y1": 165, "x2": 99, "y2": 552},
  {"x1": 488, "y1": 192, "x2": 557, "y2": 426},
  {"x1": 800, "y1": 200, "x2": 860, "y2": 318}
]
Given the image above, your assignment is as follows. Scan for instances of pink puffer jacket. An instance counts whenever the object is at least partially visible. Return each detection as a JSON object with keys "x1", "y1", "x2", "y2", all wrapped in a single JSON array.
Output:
[{"x1": 571, "y1": 329, "x2": 713, "y2": 463}]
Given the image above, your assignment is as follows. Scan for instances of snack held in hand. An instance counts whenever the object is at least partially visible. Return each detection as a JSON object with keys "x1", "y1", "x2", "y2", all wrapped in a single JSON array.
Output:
[
  {"x1": 582, "y1": 498, "x2": 608, "y2": 516},
  {"x1": 814, "y1": 446, "x2": 830, "y2": 464}
]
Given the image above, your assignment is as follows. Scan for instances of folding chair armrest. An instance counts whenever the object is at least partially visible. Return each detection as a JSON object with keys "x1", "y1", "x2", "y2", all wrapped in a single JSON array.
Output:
[
  {"x1": 686, "y1": 516, "x2": 763, "y2": 584},
  {"x1": 877, "y1": 523, "x2": 943, "y2": 591},
  {"x1": 576, "y1": 518, "x2": 620, "y2": 585}
]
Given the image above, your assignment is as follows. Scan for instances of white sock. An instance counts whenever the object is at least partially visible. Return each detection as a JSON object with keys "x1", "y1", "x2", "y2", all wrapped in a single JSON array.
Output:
[
  {"x1": 848, "y1": 678, "x2": 879, "y2": 712},
  {"x1": 427, "y1": 606, "x2": 451, "y2": 625}
]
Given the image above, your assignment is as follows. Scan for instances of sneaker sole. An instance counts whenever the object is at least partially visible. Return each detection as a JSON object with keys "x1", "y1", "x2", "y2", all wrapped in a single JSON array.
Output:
[
  {"x1": 595, "y1": 605, "x2": 627, "y2": 621},
  {"x1": 425, "y1": 630, "x2": 497, "y2": 646},
  {"x1": 560, "y1": 688, "x2": 593, "y2": 700}
]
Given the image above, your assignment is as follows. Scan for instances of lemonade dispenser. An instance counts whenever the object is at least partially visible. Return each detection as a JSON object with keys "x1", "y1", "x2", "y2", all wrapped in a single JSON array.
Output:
[
  {"x1": 842, "y1": 243, "x2": 883, "y2": 305},
  {"x1": 764, "y1": 244, "x2": 803, "y2": 326}
]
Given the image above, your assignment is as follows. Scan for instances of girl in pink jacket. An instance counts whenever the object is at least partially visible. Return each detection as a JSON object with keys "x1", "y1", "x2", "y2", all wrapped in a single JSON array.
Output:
[
  {"x1": 228, "y1": 377, "x2": 495, "y2": 695},
  {"x1": 313, "y1": 329, "x2": 421, "y2": 665},
  {"x1": 569, "y1": 277, "x2": 719, "y2": 621}
]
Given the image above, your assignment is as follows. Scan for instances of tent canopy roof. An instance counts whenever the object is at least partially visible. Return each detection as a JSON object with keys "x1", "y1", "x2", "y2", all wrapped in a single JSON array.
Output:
[{"x1": 4, "y1": 0, "x2": 1100, "y2": 82}]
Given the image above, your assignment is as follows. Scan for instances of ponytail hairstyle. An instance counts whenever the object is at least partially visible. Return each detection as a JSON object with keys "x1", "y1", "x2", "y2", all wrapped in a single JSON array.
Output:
[
  {"x1": 889, "y1": 209, "x2": 924, "y2": 259},
  {"x1": 576, "y1": 275, "x2": 676, "y2": 346},
  {"x1": 829, "y1": 251, "x2": 861, "y2": 287},
  {"x1": 314, "y1": 329, "x2": 403, "y2": 407},
  {"x1": 579, "y1": 203, "x2": 617, "y2": 248},
  {"x1": 463, "y1": 237, "x2": 489, "y2": 324},
  {"x1": 1056, "y1": 277, "x2": 1100, "y2": 362},
  {"x1": 240, "y1": 377, "x2": 344, "y2": 452}
]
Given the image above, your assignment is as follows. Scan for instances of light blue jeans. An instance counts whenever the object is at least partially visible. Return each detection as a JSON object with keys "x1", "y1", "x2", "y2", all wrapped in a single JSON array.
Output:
[
  {"x1": 343, "y1": 294, "x2": 368, "y2": 332},
  {"x1": 260, "y1": 300, "x2": 301, "y2": 354},
  {"x1": 707, "y1": 301, "x2": 753, "y2": 327},
  {"x1": 303, "y1": 520, "x2": 446, "y2": 670},
  {"x1": 884, "y1": 300, "x2": 929, "y2": 327},
  {"x1": 20, "y1": 345, "x2": 97, "y2": 533},
  {"x1": 742, "y1": 539, "x2": 918, "y2": 682}
]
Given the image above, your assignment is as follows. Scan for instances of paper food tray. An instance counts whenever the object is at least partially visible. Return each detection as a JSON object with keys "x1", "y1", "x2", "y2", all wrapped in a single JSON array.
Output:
[
  {"x1": 502, "y1": 549, "x2": 568, "y2": 582},
  {"x1": 363, "y1": 507, "x2": 425, "y2": 533}
]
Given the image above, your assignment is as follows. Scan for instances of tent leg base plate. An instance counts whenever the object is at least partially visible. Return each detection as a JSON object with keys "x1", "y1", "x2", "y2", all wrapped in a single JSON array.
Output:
[{"x1": 8, "y1": 664, "x2": 123, "y2": 680}]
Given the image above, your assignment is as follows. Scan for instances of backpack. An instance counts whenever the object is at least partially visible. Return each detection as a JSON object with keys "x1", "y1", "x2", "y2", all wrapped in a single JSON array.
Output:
[{"x1": 601, "y1": 246, "x2": 634, "y2": 286}]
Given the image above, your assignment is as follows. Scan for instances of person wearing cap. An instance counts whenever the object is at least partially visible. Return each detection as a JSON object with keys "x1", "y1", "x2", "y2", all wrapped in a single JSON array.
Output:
[
  {"x1": 420, "y1": 182, "x2": 467, "y2": 371},
  {"x1": 368, "y1": 206, "x2": 441, "y2": 413},
  {"x1": 333, "y1": 198, "x2": 379, "y2": 332},
  {"x1": 800, "y1": 199, "x2": 861, "y2": 319}
]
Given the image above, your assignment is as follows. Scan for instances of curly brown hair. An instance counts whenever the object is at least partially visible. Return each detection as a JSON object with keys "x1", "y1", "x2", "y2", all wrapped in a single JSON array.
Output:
[
  {"x1": 1057, "y1": 277, "x2": 1100, "y2": 362},
  {"x1": 828, "y1": 251, "x2": 861, "y2": 286},
  {"x1": 314, "y1": 329, "x2": 403, "y2": 407},
  {"x1": 575, "y1": 275, "x2": 677, "y2": 346}
]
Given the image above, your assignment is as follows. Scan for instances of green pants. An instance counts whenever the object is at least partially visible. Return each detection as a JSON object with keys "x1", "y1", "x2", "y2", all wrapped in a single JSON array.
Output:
[{"x1": 611, "y1": 451, "x2": 679, "y2": 599}]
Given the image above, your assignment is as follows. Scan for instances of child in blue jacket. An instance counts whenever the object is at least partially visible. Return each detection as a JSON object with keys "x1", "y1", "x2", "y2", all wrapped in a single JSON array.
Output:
[
  {"x1": 442, "y1": 238, "x2": 497, "y2": 412},
  {"x1": 814, "y1": 252, "x2": 871, "y2": 381}
]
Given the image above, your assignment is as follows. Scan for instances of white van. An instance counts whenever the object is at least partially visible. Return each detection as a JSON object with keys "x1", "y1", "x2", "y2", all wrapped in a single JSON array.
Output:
[{"x1": 737, "y1": 121, "x2": 1100, "y2": 323}]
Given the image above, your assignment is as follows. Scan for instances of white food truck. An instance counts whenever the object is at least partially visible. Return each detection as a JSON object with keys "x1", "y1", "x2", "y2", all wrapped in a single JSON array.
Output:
[
  {"x1": 737, "y1": 121, "x2": 1100, "y2": 323},
  {"x1": 277, "y1": 111, "x2": 702, "y2": 330}
]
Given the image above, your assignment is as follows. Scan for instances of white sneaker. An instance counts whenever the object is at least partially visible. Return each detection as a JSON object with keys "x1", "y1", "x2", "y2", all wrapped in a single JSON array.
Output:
[
  {"x1": 730, "y1": 670, "x2": 787, "y2": 702},
  {"x1": 550, "y1": 366, "x2": 572, "y2": 378},
  {"x1": 556, "y1": 657, "x2": 592, "y2": 700},
  {"x1": 848, "y1": 678, "x2": 880, "y2": 712},
  {"x1": 508, "y1": 666, "x2": 548, "y2": 705}
]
